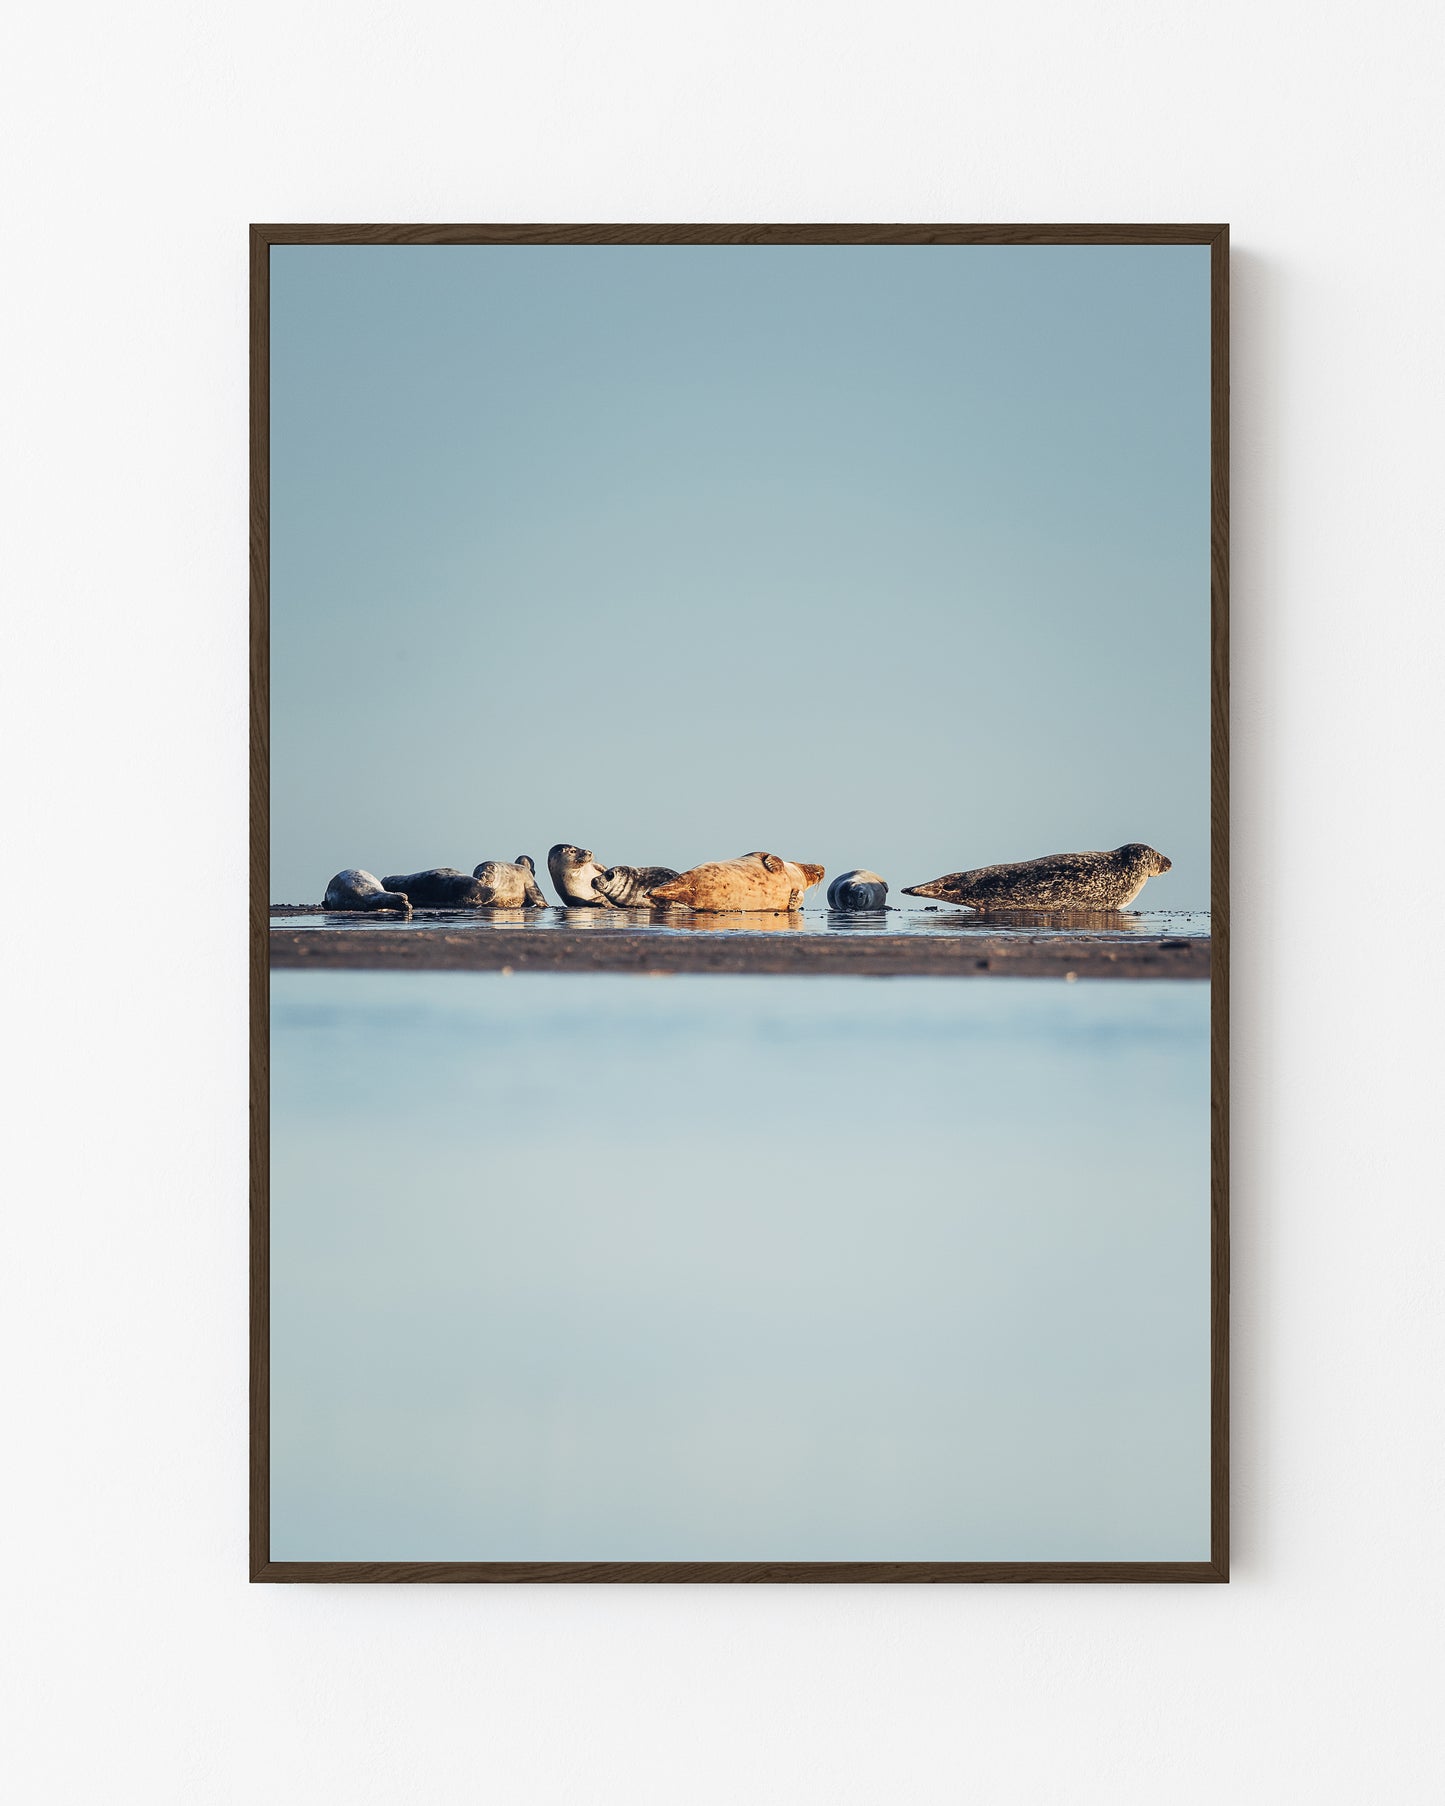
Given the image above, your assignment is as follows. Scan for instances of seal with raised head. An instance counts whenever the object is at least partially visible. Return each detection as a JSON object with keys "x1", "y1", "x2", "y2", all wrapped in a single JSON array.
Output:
[
  {"x1": 380, "y1": 867, "x2": 492, "y2": 907},
  {"x1": 471, "y1": 854, "x2": 549, "y2": 908},
  {"x1": 323, "y1": 869, "x2": 412, "y2": 914},
  {"x1": 649, "y1": 851, "x2": 825, "y2": 913},
  {"x1": 548, "y1": 843, "x2": 613, "y2": 906},
  {"x1": 827, "y1": 869, "x2": 888, "y2": 912},
  {"x1": 903, "y1": 844, "x2": 1172, "y2": 913},
  {"x1": 593, "y1": 864, "x2": 680, "y2": 908}
]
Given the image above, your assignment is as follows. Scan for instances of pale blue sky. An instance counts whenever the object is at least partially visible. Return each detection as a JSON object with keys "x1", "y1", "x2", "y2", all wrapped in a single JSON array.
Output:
[{"x1": 271, "y1": 244, "x2": 1211, "y2": 905}]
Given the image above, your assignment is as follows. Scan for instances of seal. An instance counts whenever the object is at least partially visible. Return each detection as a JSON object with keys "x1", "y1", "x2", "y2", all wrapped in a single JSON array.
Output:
[
  {"x1": 827, "y1": 869, "x2": 888, "y2": 911},
  {"x1": 323, "y1": 868, "x2": 412, "y2": 914},
  {"x1": 380, "y1": 867, "x2": 493, "y2": 907},
  {"x1": 593, "y1": 864, "x2": 680, "y2": 908},
  {"x1": 548, "y1": 843, "x2": 613, "y2": 907},
  {"x1": 649, "y1": 851, "x2": 825, "y2": 913},
  {"x1": 471, "y1": 854, "x2": 549, "y2": 908},
  {"x1": 903, "y1": 844, "x2": 1172, "y2": 912}
]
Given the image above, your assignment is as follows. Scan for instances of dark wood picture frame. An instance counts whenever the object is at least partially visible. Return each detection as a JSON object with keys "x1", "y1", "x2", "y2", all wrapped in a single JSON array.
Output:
[{"x1": 250, "y1": 223, "x2": 1229, "y2": 1583}]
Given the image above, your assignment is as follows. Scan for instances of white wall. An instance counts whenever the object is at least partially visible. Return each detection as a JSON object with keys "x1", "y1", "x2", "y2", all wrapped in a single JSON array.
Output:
[{"x1": 4, "y1": 3, "x2": 1442, "y2": 1800}]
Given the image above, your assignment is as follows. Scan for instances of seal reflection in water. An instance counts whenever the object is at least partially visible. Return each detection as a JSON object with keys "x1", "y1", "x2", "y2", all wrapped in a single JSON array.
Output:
[
  {"x1": 471, "y1": 854, "x2": 549, "y2": 908},
  {"x1": 903, "y1": 844, "x2": 1172, "y2": 912},
  {"x1": 649, "y1": 851, "x2": 825, "y2": 913},
  {"x1": 380, "y1": 867, "x2": 492, "y2": 907},
  {"x1": 548, "y1": 843, "x2": 614, "y2": 906},
  {"x1": 322, "y1": 869, "x2": 412, "y2": 914},
  {"x1": 827, "y1": 869, "x2": 888, "y2": 912},
  {"x1": 593, "y1": 864, "x2": 680, "y2": 907}
]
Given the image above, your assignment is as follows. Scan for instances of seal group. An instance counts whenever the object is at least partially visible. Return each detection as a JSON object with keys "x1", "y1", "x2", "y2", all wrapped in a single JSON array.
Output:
[{"x1": 319, "y1": 838, "x2": 1175, "y2": 915}]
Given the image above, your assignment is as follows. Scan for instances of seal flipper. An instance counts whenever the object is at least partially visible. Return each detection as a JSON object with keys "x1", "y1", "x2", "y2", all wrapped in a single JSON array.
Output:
[{"x1": 512, "y1": 854, "x2": 547, "y2": 906}]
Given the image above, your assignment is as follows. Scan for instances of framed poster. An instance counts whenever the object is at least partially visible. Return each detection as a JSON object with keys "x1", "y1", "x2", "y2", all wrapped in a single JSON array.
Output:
[{"x1": 252, "y1": 224, "x2": 1228, "y2": 1582}]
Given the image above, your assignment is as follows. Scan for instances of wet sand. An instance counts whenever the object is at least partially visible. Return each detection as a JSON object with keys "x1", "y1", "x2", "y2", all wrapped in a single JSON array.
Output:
[{"x1": 268, "y1": 905, "x2": 1210, "y2": 979}]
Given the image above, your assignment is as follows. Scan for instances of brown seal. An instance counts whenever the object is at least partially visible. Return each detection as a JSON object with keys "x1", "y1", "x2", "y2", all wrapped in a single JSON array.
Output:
[
  {"x1": 649, "y1": 851, "x2": 825, "y2": 913},
  {"x1": 471, "y1": 855, "x2": 549, "y2": 908},
  {"x1": 903, "y1": 844, "x2": 1172, "y2": 912}
]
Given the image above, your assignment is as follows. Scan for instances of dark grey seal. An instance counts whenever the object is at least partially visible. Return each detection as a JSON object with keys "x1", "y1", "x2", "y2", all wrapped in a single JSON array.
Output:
[
  {"x1": 827, "y1": 869, "x2": 888, "y2": 912},
  {"x1": 593, "y1": 864, "x2": 680, "y2": 907},
  {"x1": 903, "y1": 844, "x2": 1172, "y2": 913},
  {"x1": 548, "y1": 843, "x2": 613, "y2": 906},
  {"x1": 323, "y1": 869, "x2": 412, "y2": 914},
  {"x1": 470, "y1": 854, "x2": 549, "y2": 908},
  {"x1": 380, "y1": 867, "x2": 492, "y2": 907}
]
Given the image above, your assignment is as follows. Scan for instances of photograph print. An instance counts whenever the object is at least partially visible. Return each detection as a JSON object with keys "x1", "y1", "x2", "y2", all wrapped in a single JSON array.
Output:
[{"x1": 254, "y1": 224, "x2": 1227, "y2": 1581}]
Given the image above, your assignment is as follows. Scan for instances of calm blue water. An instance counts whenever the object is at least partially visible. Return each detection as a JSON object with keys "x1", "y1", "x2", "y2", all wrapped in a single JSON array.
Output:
[{"x1": 270, "y1": 972, "x2": 1212, "y2": 1561}]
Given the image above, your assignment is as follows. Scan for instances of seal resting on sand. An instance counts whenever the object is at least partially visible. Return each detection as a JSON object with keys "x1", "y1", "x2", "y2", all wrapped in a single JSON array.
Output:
[
  {"x1": 650, "y1": 851, "x2": 825, "y2": 913},
  {"x1": 593, "y1": 864, "x2": 680, "y2": 907},
  {"x1": 827, "y1": 869, "x2": 888, "y2": 912},
  {"x1": 323, "y1": 869, "x2": 412, "y2": 914},
  {"x1": 380, "y1": 867, "x2": 492, "y2": 907},
  {"x1": 903, "y1": 844, "x2": 1172, "y2": 913},
  {"x1": 548, "y1": 843, "x2": 613, "y2": 906},
  {"x1": 471, "y1": 854, "x2": 549, "y2": 908}
]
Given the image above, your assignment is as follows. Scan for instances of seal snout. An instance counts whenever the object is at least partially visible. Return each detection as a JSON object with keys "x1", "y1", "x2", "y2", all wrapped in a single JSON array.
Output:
[{"x1": 1155, "y1": 852, "x2": 1173, "y2": 874}]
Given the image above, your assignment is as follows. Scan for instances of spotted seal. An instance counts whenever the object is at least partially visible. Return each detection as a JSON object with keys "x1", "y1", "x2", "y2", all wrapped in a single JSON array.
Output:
[
  {"x1": 903, "y1": 844, "x2": 1172, "y2": 912},
  {"x1": 380, "y1": 867, "x2": 492, "y2": 907},
  {"x1": 827, "y1": 869, "x2": 888, "y2": 912},
  {"x1": 548, "y1": 843, "x2": 613, "y2": 907},
  {"x1": 593, "y1": 864, "x2": 680, "y2": 907},
  {"x1": 649, "y1": 851, "x2": 825, "y2": 912},
  {"x1": 470, "y1": 854, "x2": 549, "y2": 908},
  {"x1": 322, "y1": 869, "x2": 412, "y2": 914}
]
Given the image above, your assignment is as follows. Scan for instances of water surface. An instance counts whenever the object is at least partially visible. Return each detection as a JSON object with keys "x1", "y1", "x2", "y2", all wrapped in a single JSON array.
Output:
[
  {"x1": 271, "y1": 971, "x2": 1211, "y2": 1561},
  {"x1": 273, "y1": 903, "x2": 1210, "y2": 940}
]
